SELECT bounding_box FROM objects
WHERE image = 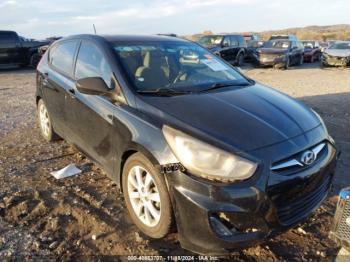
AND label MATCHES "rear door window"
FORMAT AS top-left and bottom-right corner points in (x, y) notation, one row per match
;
(49, 41), (78, 77)
(75, 41), (113, 88)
